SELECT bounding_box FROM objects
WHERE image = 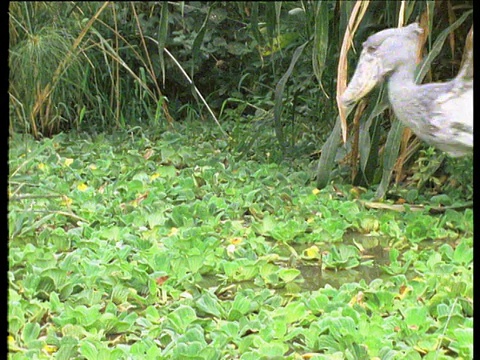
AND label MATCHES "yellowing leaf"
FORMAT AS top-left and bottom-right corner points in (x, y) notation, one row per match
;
(312, 188), (320, 195)
(259, 32), (299, 56)
(89, 164), (97, 170)
(143, 148), (154, 159)
(98, 183), (106, 194)
(64, 158), (74, 166)
(77, 183), (88, 191)
(42, 344), (58, 354)
(8, 336), (22, 352)
(62, 196), (73, 207)
(131, 192), (148, 207)
(396, 285), (412, 299)
(302, 354), (324, 359)
(413, 345), (427, 354)
(302, 245), (320, 260)
(168, 227), (178, 236)
(349, 291), (365, 307)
